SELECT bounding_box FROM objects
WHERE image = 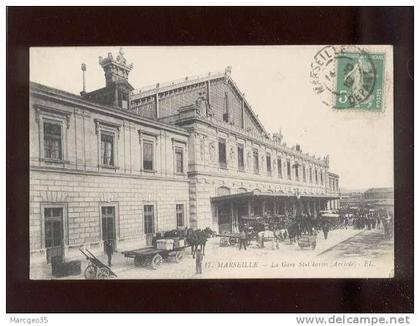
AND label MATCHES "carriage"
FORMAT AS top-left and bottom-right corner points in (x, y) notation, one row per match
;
(122, 245), (189, 270)
(217, 232), (241, 246)
(297, 233), (317, 249)
(80, 248), (117, 280)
